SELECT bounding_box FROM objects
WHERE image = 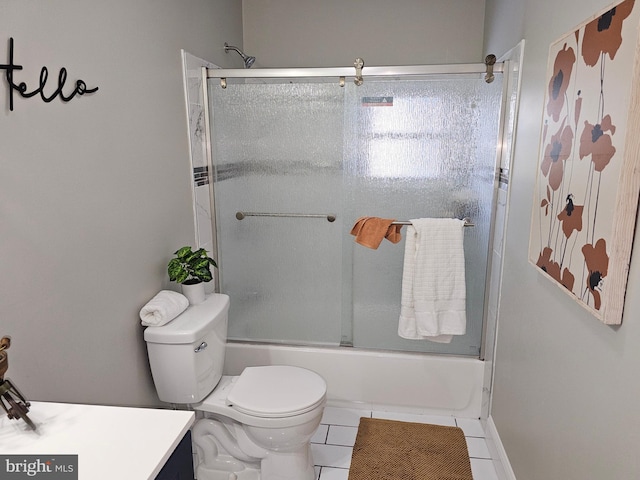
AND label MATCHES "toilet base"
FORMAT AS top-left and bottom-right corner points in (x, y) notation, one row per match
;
(197, 464), (259, 480)
(260, 446), (316, 480)
(196, 456), (314, 480)
(193, 416), (318, 480)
